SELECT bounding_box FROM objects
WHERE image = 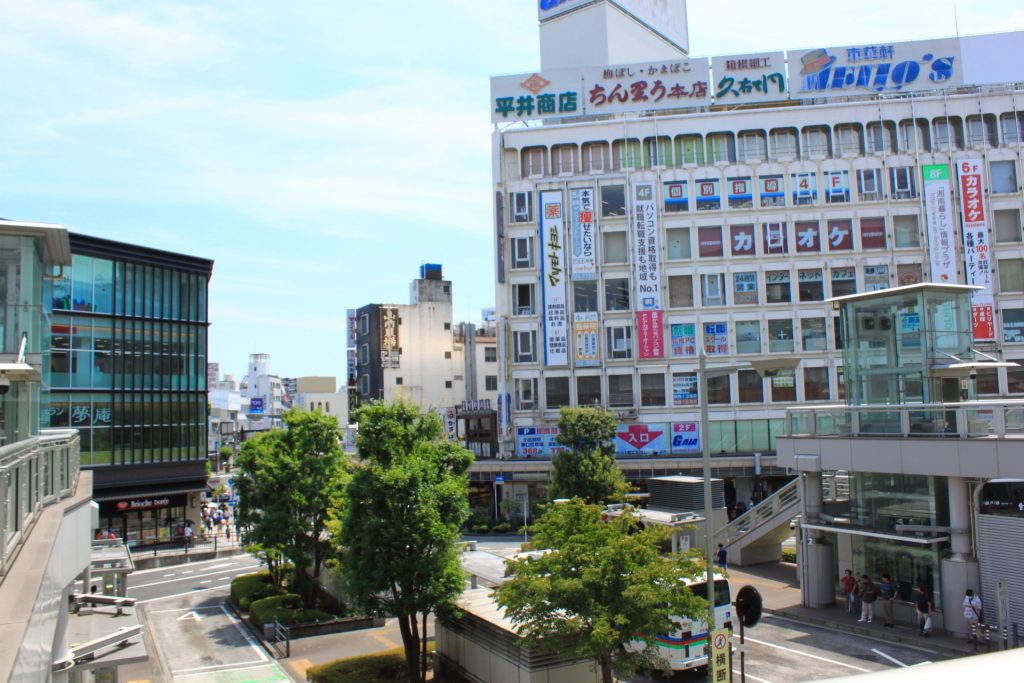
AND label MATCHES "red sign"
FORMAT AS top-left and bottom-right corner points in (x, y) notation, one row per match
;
(637, 310), (664, 359)
(698, 226), (724, 257)
(827, 219), (854, 251)
(730, 225), (755, 255)
(860, 217), (886, 250)
(618, 424), (664, 447)
(794, 221), (820, 253)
